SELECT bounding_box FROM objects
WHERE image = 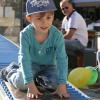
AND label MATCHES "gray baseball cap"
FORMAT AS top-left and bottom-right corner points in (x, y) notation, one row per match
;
(26, 0), (57, 16)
